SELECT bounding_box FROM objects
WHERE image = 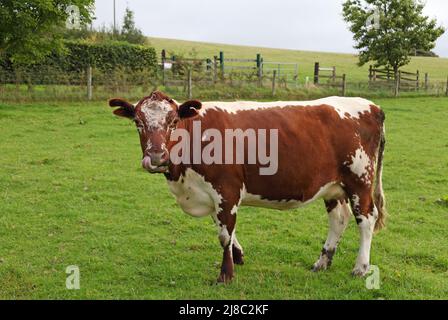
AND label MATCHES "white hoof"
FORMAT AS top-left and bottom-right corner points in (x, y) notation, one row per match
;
(352, 263), (369, 277)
